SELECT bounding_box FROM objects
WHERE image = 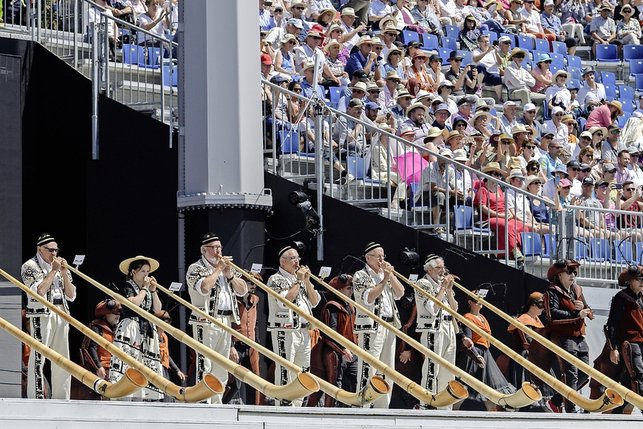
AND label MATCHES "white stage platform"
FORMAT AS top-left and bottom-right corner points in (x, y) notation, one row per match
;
(0, 399), (641, 429)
